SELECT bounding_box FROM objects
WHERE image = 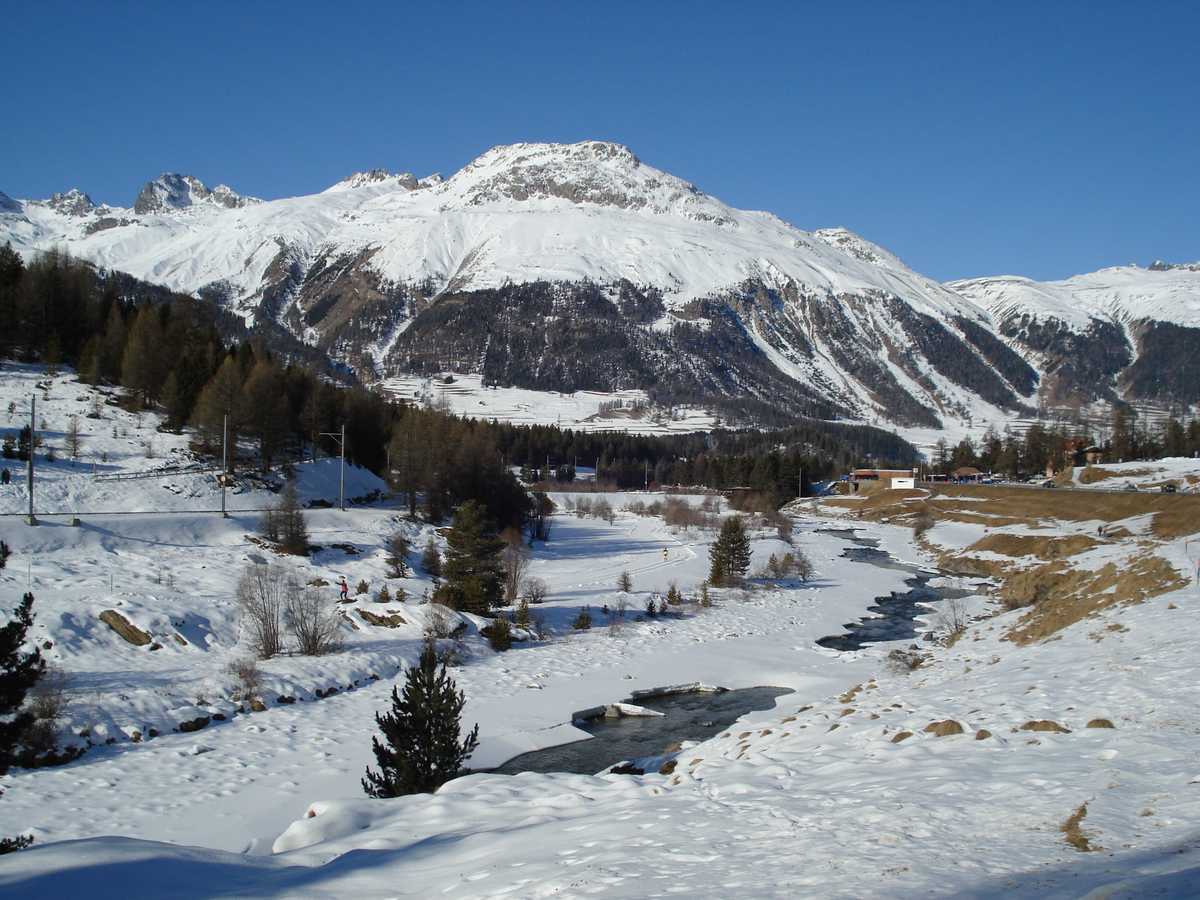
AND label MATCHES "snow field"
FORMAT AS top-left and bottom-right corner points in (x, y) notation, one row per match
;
(2, 364), (1200, 896)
